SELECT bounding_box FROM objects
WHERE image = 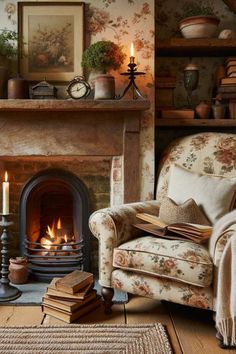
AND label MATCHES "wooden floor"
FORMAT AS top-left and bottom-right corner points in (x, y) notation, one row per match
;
(0, 296), (235, 354)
